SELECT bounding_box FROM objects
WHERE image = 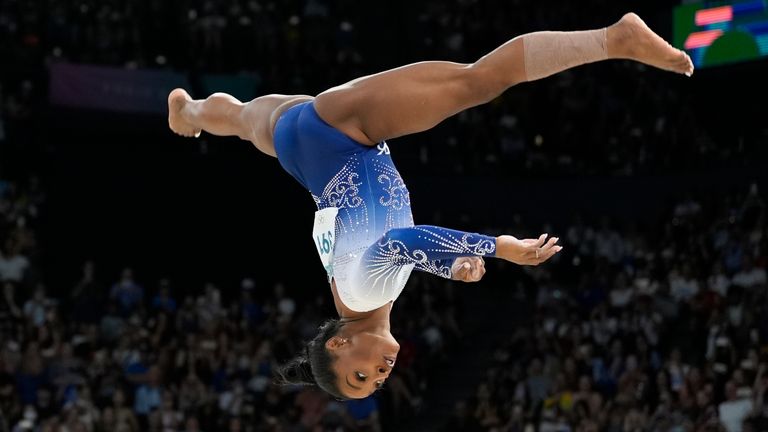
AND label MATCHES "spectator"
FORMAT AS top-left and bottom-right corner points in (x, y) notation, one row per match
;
(106, 389), (140, 432)
(69, 261), (104, 324)
(346, 396), (382, 432)
(0, 281), (22, 337)
(109, 268), (144, 316)
(719, 381), (753, 432)
(149, 390), (183, 432)
(151, 278), (177, 314)
(732, 256), (767, 292)
(22, 285), (50, 328)
(133, 366), (162, 419)
(0, 241), (29, 284)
